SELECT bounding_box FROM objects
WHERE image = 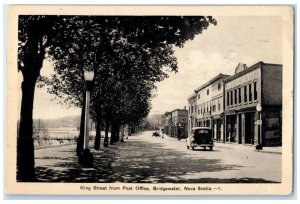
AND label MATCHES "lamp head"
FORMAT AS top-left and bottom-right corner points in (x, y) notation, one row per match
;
(256, 104), (262, 112)
(84, 70), (95, 82)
